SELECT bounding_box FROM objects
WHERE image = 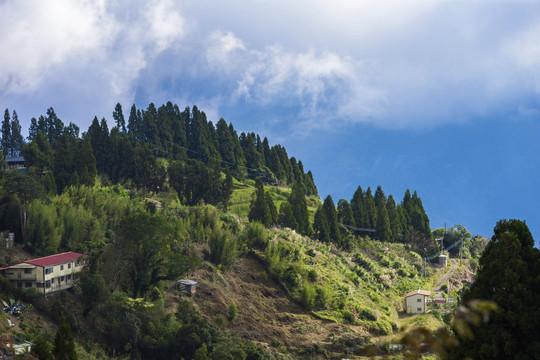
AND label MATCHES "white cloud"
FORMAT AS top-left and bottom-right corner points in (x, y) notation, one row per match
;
(0, 0), (116, 93)
(206, 32), (384, 129)
(0, 0), (186, 104)
(206, 31), (246, 72)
